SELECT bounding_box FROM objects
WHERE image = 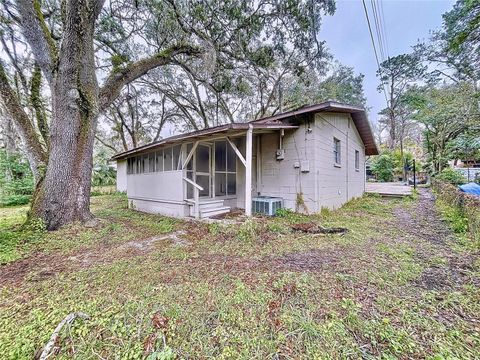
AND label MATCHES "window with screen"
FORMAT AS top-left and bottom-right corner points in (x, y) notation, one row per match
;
(333, 138), (341, 165)
(215, 140), (237, 196)
(355, 150), (360, 170)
